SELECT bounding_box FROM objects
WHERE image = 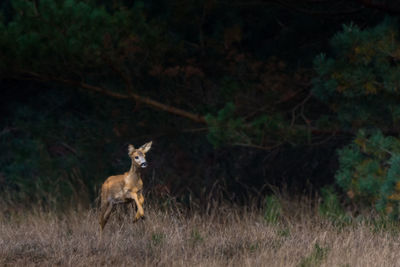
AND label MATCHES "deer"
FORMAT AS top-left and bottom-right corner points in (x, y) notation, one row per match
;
(99, 141), (152, 231)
